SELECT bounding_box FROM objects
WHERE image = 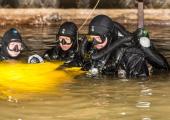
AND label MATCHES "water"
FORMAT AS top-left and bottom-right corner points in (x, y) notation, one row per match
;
(0, 25), (170, 120)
